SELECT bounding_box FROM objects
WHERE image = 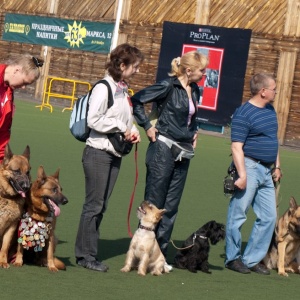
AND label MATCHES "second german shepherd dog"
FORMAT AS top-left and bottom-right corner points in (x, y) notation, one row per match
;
(263, 197), (300, 276)
(14, 166), (68, 272)
(0, 144), (30, 269)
